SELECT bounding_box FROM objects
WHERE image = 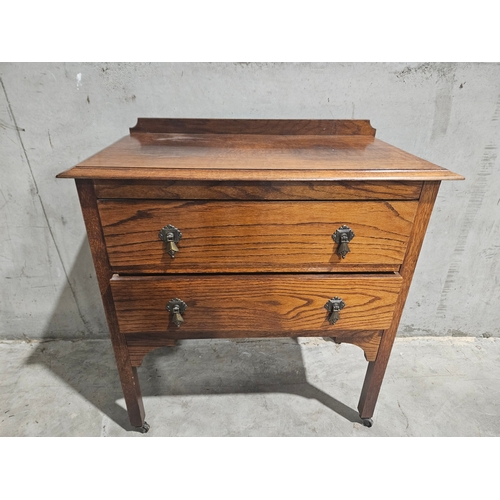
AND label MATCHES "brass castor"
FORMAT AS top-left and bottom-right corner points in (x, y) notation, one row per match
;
(137, 421), (150, 433)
